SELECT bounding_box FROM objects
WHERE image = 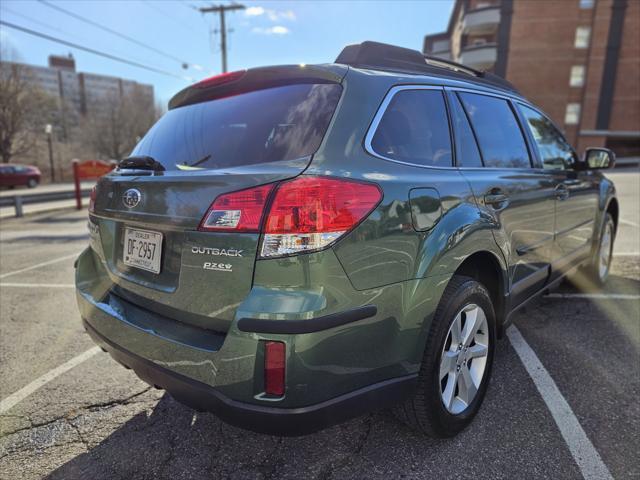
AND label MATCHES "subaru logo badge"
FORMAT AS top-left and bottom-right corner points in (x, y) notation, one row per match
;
(122, 188), (141, 208)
